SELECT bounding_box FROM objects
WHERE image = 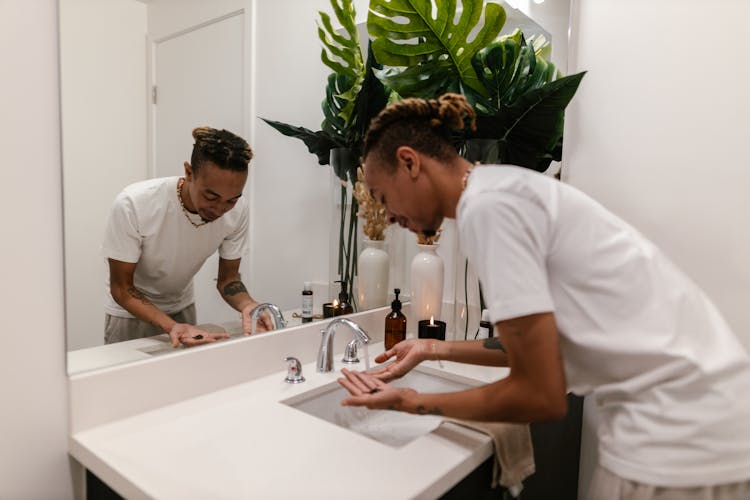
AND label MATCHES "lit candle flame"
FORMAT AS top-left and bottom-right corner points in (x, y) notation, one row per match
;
(430, 316), (435, 326)
(333, 299), (339, 308)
